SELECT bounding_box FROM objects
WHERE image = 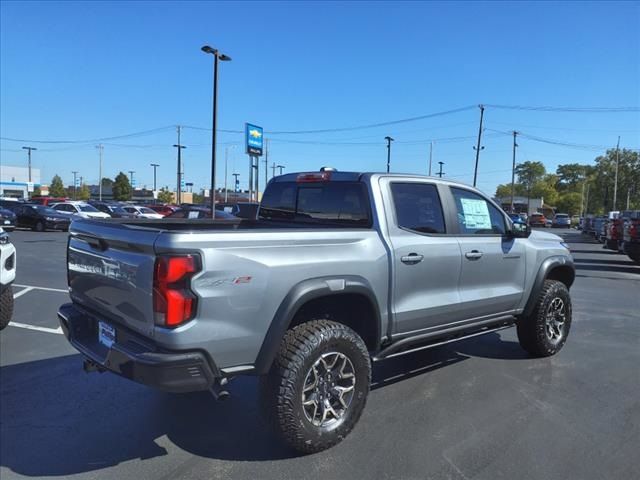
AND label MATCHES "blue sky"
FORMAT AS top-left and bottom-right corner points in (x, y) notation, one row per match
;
(1, 0), (638, 194)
